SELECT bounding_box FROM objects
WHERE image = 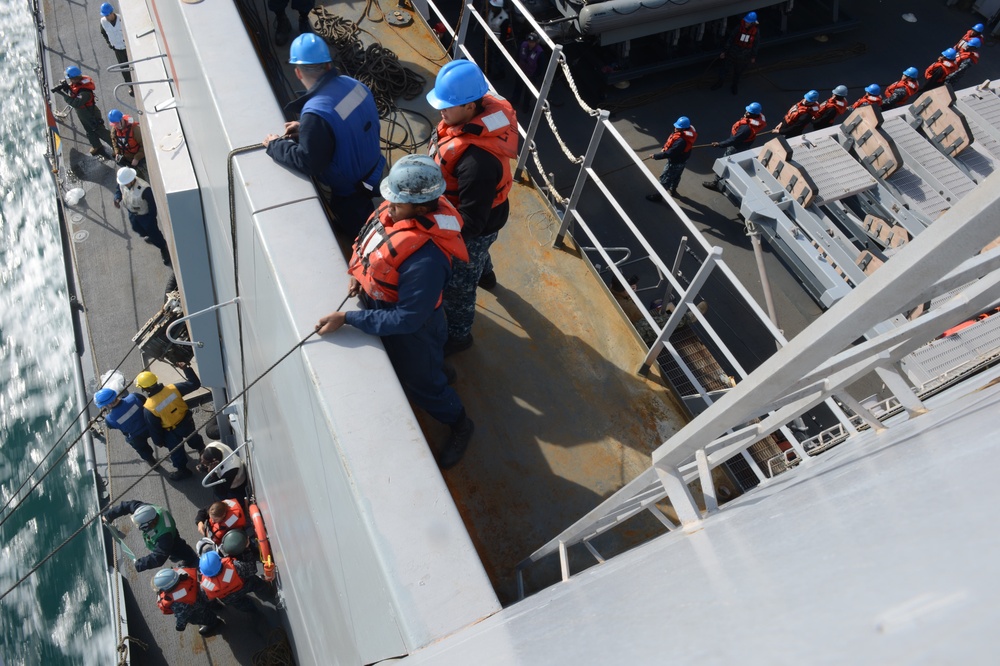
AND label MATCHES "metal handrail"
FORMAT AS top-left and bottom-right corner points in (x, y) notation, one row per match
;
(166, 297), (240, 348)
